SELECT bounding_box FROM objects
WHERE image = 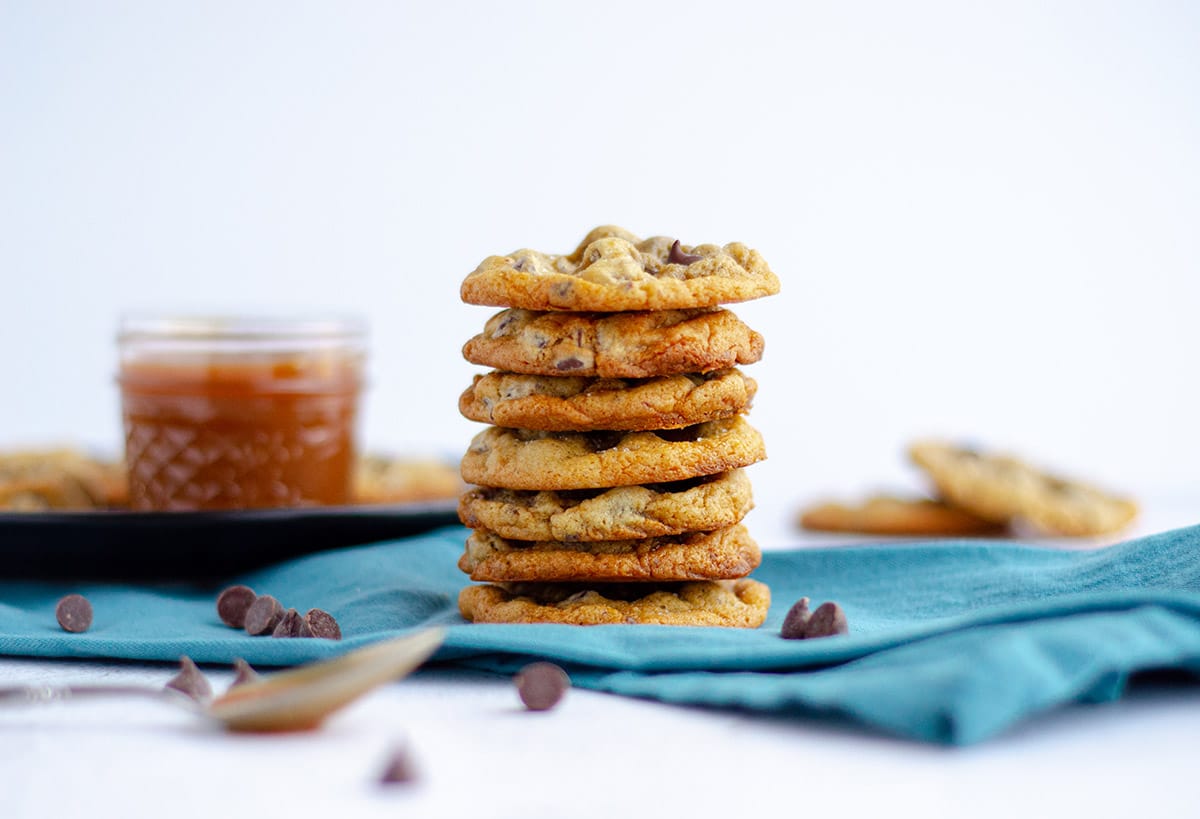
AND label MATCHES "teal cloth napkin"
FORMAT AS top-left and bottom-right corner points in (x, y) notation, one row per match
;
(2, 524), (1199, 745)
